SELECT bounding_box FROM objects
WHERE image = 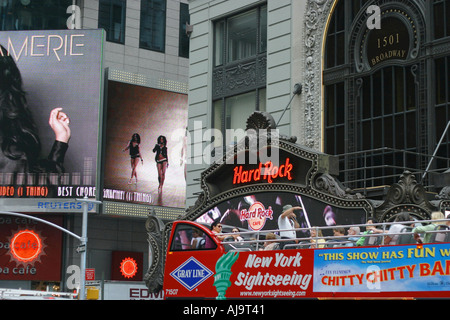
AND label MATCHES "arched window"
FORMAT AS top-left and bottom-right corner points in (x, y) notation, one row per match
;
(323, 0), (450, 193)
